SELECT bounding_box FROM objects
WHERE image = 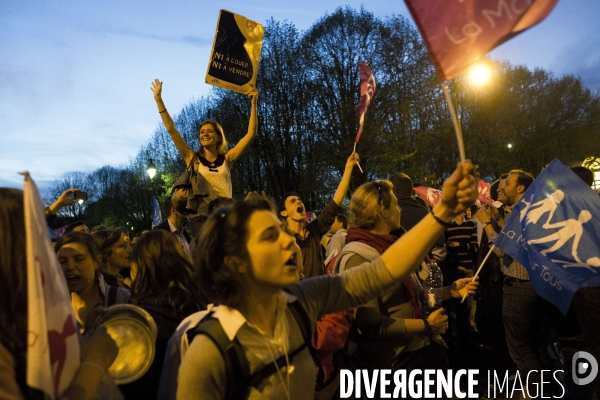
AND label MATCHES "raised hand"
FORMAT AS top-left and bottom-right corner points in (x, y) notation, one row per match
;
(345, 151), (360, 170)
(151, 79), (163, 99)
(247, 87), (259, 105)
(439, 161), (478, 219)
